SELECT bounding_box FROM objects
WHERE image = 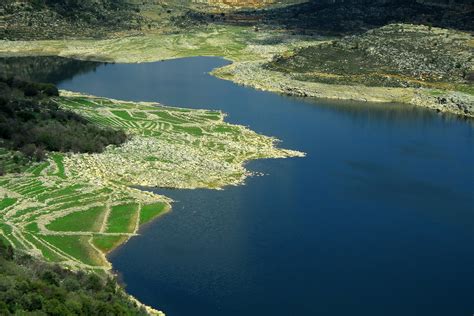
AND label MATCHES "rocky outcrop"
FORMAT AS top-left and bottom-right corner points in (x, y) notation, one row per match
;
(214, 60), (474, 117)
(411, 90), (474, 116)
(266, 24), (473, 90)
